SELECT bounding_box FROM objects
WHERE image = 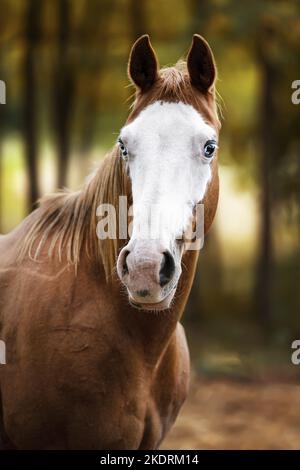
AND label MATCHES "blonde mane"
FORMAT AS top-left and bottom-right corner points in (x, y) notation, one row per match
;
(19, 148), (129, 280)
(19, 62), (220, 281)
